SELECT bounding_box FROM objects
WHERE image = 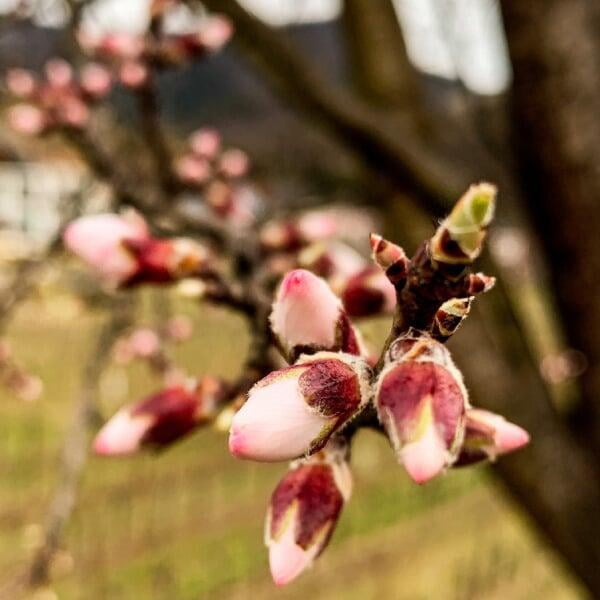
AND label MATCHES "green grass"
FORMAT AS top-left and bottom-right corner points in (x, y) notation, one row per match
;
(0, 288), (584, 599)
